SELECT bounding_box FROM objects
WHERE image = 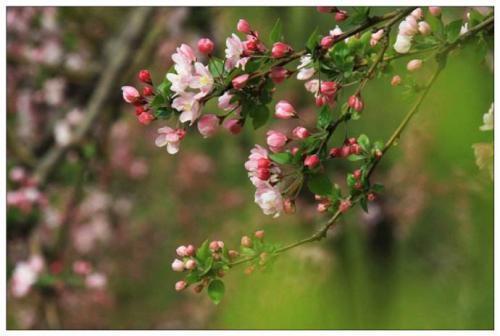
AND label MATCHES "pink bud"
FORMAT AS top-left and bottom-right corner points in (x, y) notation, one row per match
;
(255, 230), (265, 240)
(304, 154), (320, 169)
(143, 86), (154, 96)
(274, 100), (296, 119)
(266, 130), (288, 153)
(257, 167), (270, 180)
(241, 235), (253, 248)
(340, 145), (351, 157)
(185, 245), (196, 256)
(428, 6), (441, 16)
(257, 158), (271, 169)
(9, 167), (26, 183)
(372, 29), (384, 41)
(320, 35), (334, 49)
(176, 245), (187, 257)
(348, 95), (364, 112)
(411, 8), (423, 20)
(407, 59), (423, 72)
(391, 75), (401, 86)
(418, 21), (431, 35)
(175, 280), (187, 292)
(209, 240), (221, 252)
(73, 260), (92, 275)
(138, 69), (152, 84)
(317, 6), (333, 13)
(330, 147), (340, 157)
(121, 86), (140, 104)
(350, 143), (361, 155)
(353, 169), (362, 179)
(320, 81), (338, 97)
(232, 74), (250, 90)
(171, 259), (185, 272)
(237, 19), (252, 34)
(270, 66), (288, 84)
(223, 118), (242, 134)
(137, 111), (155, 125)
(197, 38), (214, 54)
(283, 199), (296, 214)
(292, 126), (310, 139)
(317, 202), (330, 213)
(228, 250), (239, 258)
(335, 10), (348, 22)
(347, 137), (357, 145)
(185, 259), (197, 270)
(271, 42), (292, 59)
(197, 114), (219, 138)
(291, 146), (299, 155)
(339, 199), (351, 213)
(367, 193), (376, 201)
